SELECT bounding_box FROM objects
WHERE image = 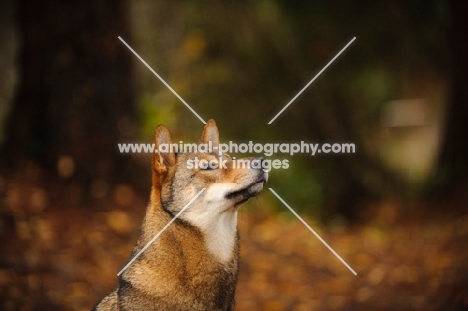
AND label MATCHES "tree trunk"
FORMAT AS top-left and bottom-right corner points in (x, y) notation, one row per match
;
(433, 0), (468, 198)
(1, 0), (138, 196)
